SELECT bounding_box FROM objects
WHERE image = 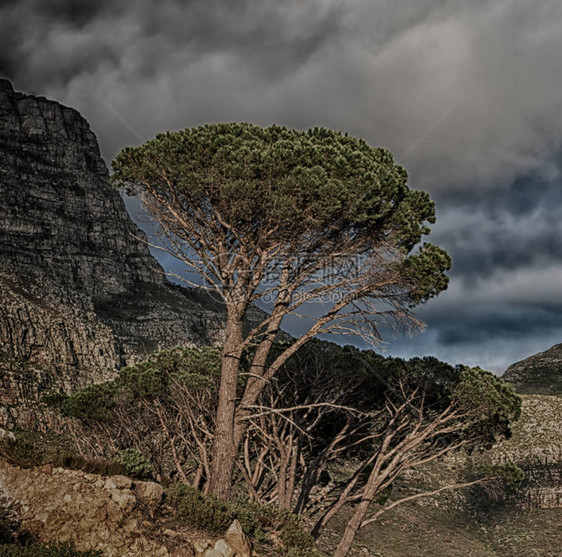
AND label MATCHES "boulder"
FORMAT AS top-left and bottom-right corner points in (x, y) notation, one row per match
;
(214, 539), (235, 556)
(134, 480), (164, 503)
(225, 520), (252, 557)
(194, 540), (211, 555)
(111, 475), (133, 489)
